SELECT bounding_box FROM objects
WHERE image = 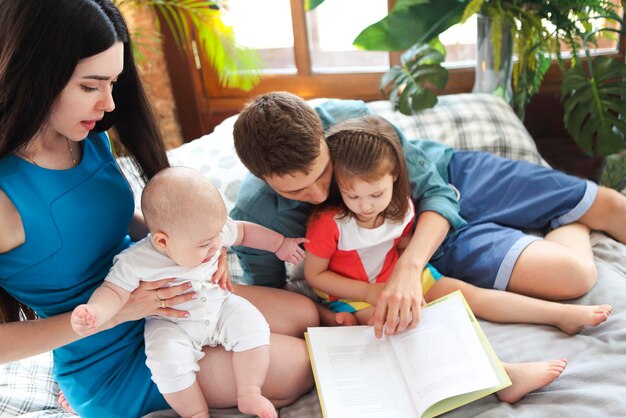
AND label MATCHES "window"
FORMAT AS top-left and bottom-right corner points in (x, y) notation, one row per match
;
(305, 0), (389, 73)
(162, 0), (624, 139)
(226, 0), (297, 73)
(228, 0), (389, 74)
